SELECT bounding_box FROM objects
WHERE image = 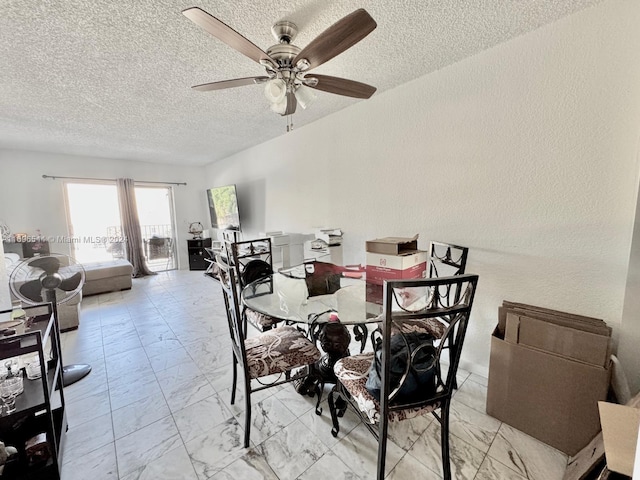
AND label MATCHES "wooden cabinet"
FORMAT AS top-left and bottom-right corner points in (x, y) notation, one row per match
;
(187, 238), (212, 271)
(0, 304), (66, 480)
